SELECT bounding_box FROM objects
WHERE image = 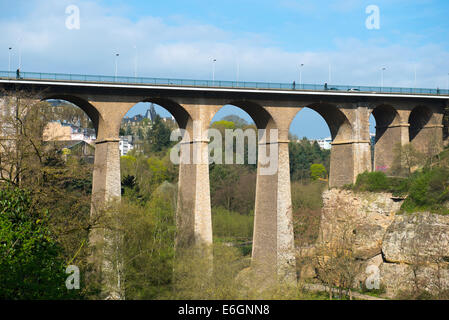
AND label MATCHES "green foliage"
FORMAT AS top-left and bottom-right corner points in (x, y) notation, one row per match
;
(219, 115), (249, 128)
(147, 157), (169, 186)
(354, 171), (390, 192)
(147, 115), (172, 153)
(291, 181), (325, 210)
(289, 137), (330, 182)
(120, 155), (137, 184)
(211, 120), (236, 130)
(291, 181), (326, 246)
(353, 166), (449, 214)
(0, 186), (80, 299)
(401, 167), (449, 214)
(212, 207), (253, 241)
(168, 243), (326, 300)
(114, 192), (176, 299)
(209, 164), (256, 215)
(310, 163), (327, 180)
